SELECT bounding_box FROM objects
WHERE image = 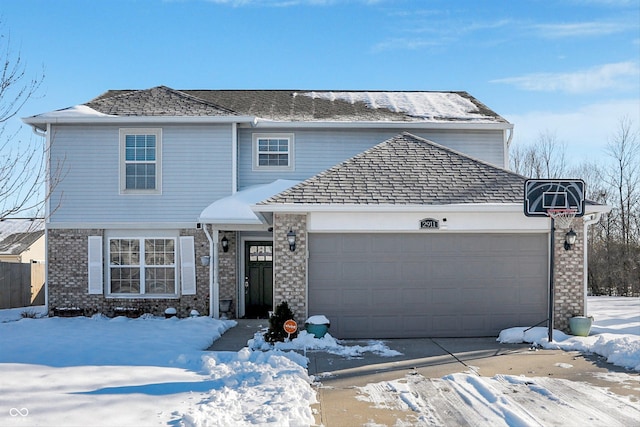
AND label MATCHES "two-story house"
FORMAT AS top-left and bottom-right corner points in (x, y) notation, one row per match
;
(24, 86), (608, 338)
